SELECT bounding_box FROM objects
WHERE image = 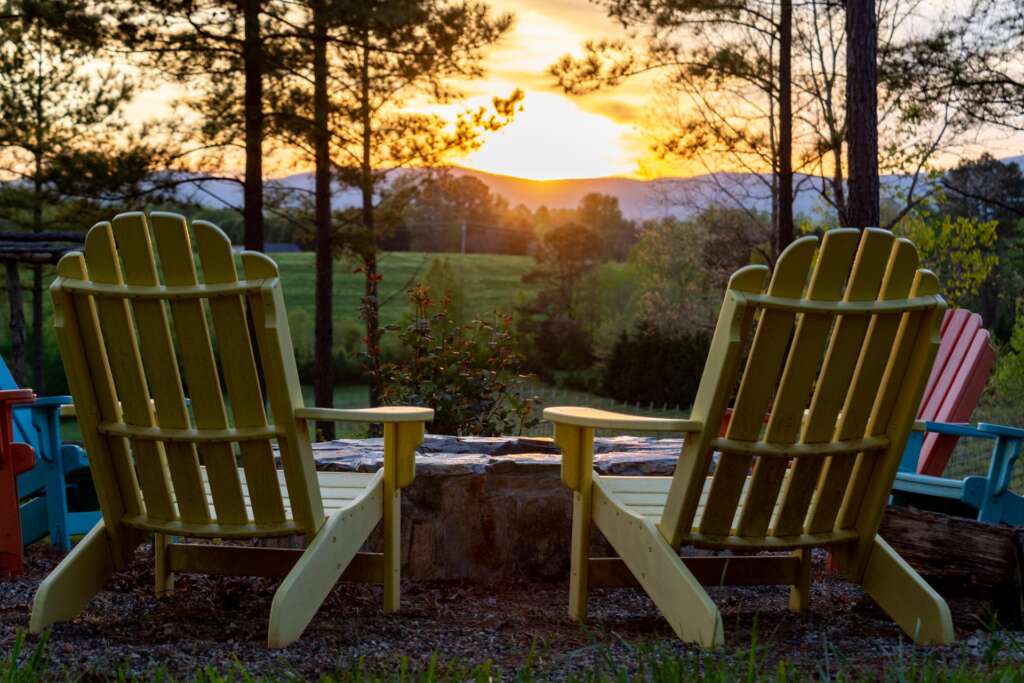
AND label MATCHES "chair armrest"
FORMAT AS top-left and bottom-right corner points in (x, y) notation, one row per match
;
(294, 406), (434, 423)
(0, 389), (36, 407)
(24, 395), (72, 408)
(543, 406), (701, 433)
(978, 422), (1024, 439)
(295, 406), (432, 489)
(920, 421), (993, 439)
(545, 406), (700, 491)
